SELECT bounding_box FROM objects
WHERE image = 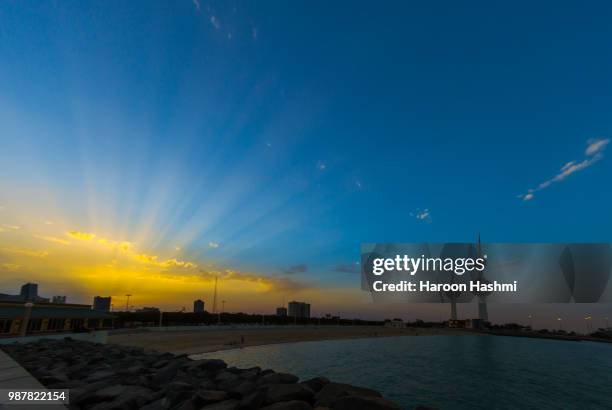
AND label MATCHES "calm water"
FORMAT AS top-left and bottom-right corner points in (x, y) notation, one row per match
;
(193, 335), (612, 410)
